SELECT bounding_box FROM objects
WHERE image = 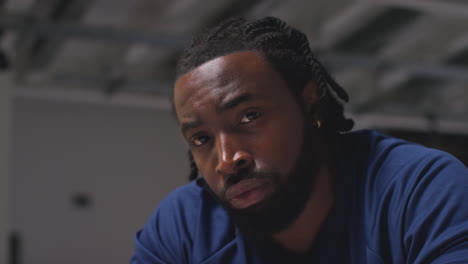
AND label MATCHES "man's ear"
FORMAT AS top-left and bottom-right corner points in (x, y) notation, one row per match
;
(300, 80), (320, 113)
